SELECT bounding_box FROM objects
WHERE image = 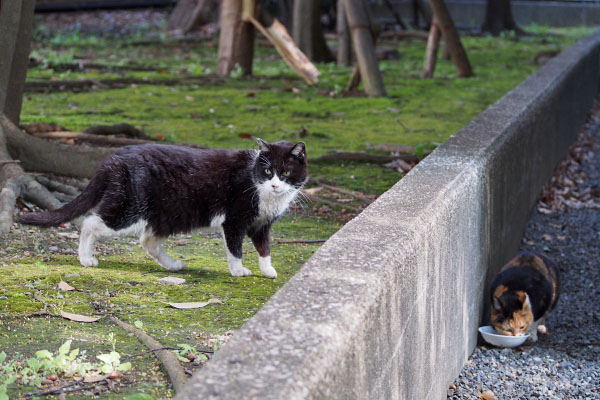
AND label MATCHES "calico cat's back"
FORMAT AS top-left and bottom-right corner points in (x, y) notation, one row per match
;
(490, 251), (560, 337)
